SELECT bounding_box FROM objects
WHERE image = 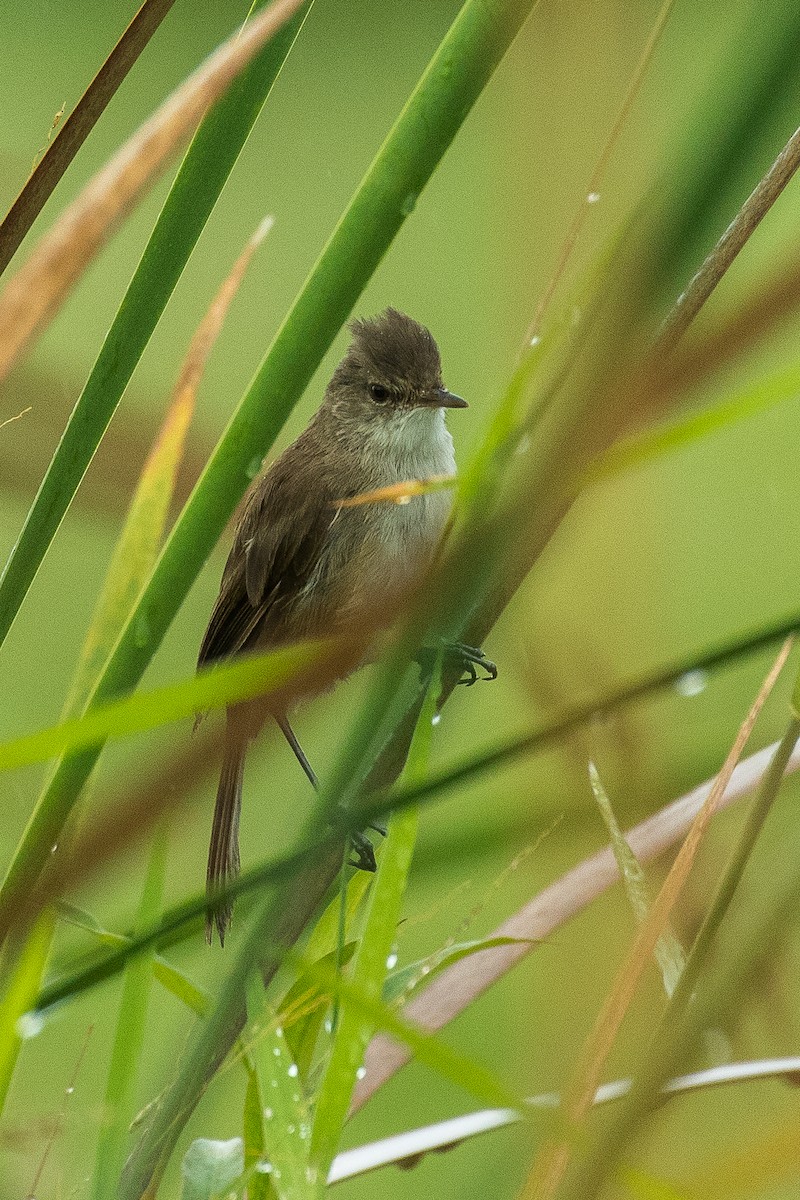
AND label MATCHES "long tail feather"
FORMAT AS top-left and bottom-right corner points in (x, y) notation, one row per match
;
(206, 725), (245, 945)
